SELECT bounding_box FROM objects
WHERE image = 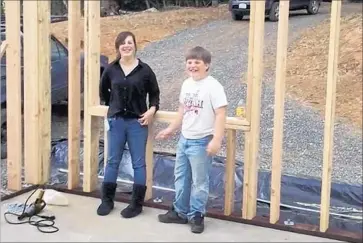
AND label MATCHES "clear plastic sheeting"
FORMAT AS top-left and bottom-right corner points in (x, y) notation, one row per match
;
(50, 139), (363, 234)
